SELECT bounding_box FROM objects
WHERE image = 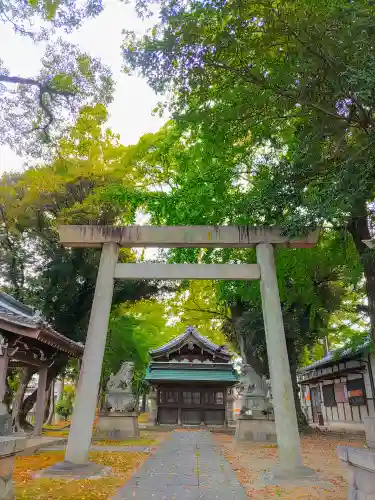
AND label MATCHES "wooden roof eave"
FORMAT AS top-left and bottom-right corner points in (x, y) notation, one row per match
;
(9, 353), (50, 368)
(0, 317), (39, 338)
(151, 336), (232, 362)
(150, 326), (233, 358)
(37, 330), (83, 358)
(152, 343), (231, 362)
(298, 365), (367, 384)
(0, 317), (83, 358)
